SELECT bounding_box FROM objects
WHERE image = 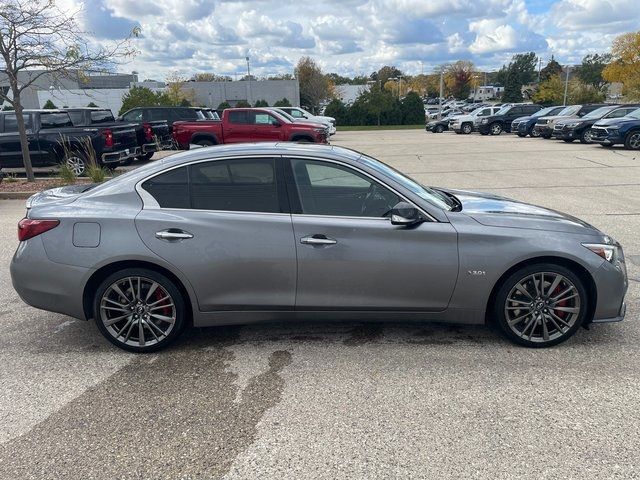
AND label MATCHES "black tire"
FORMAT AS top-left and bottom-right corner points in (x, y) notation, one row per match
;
(624, 130), (640, 150)
(493, 263), (588, 348)
(138, 152), (154, 161)
(530, 127), (540, 138)
(93, 268), (187, 353)
(120, 157), (134, 167)
(489, 122), (502, 135)
(517, 132), (526, 138)
(195, 139), (215, 147)
(434, 125), (444, 133)
(579, 129), (593, 144)
(461, 123), (473, 134)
